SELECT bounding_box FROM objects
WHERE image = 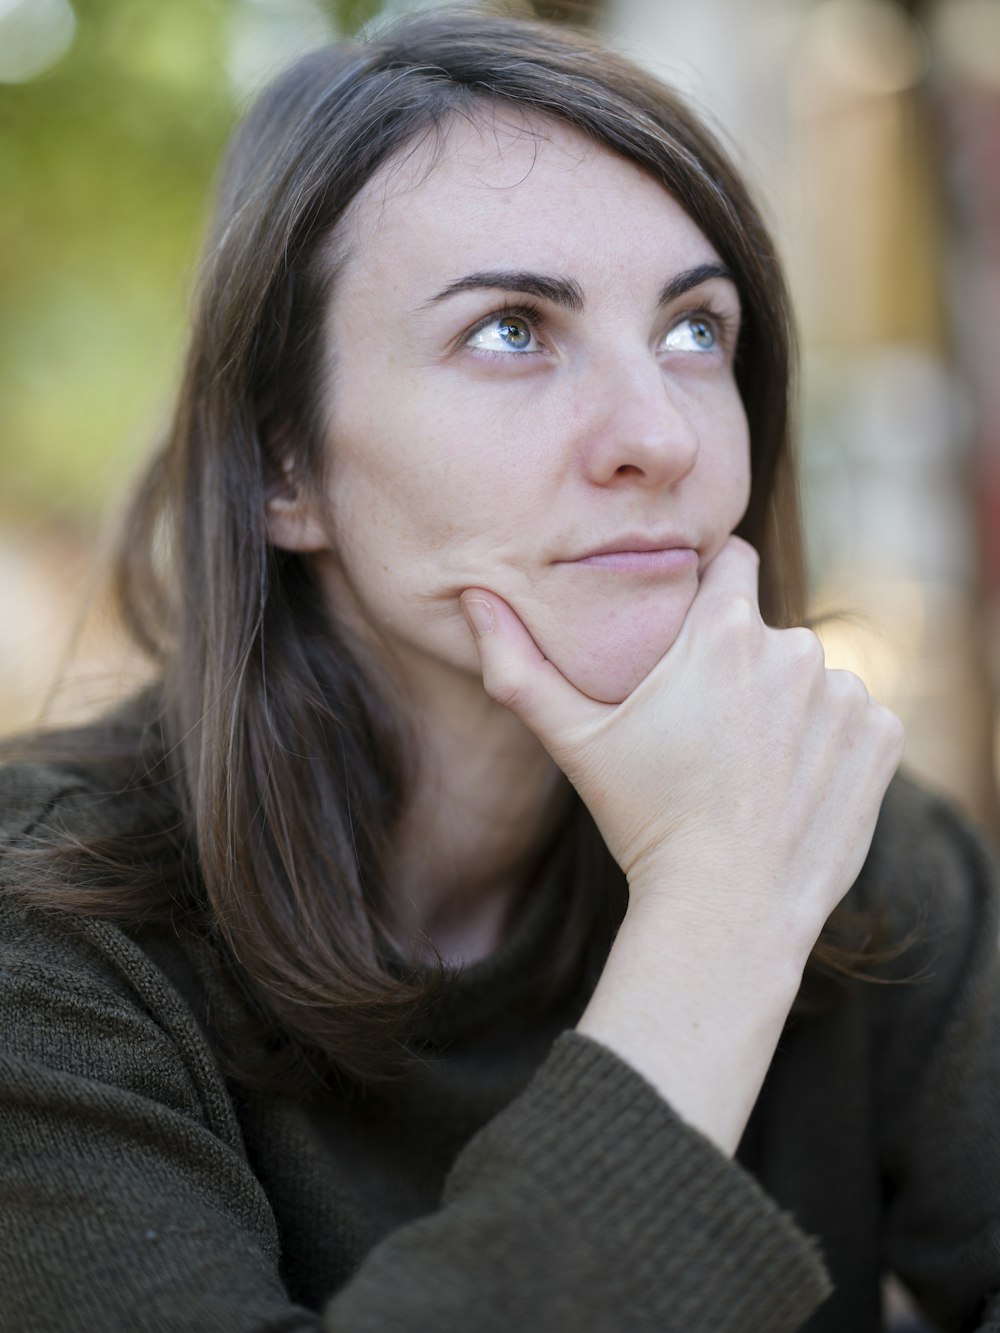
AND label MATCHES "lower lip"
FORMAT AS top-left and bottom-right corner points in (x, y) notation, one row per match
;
(569, 547), (698, 574)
